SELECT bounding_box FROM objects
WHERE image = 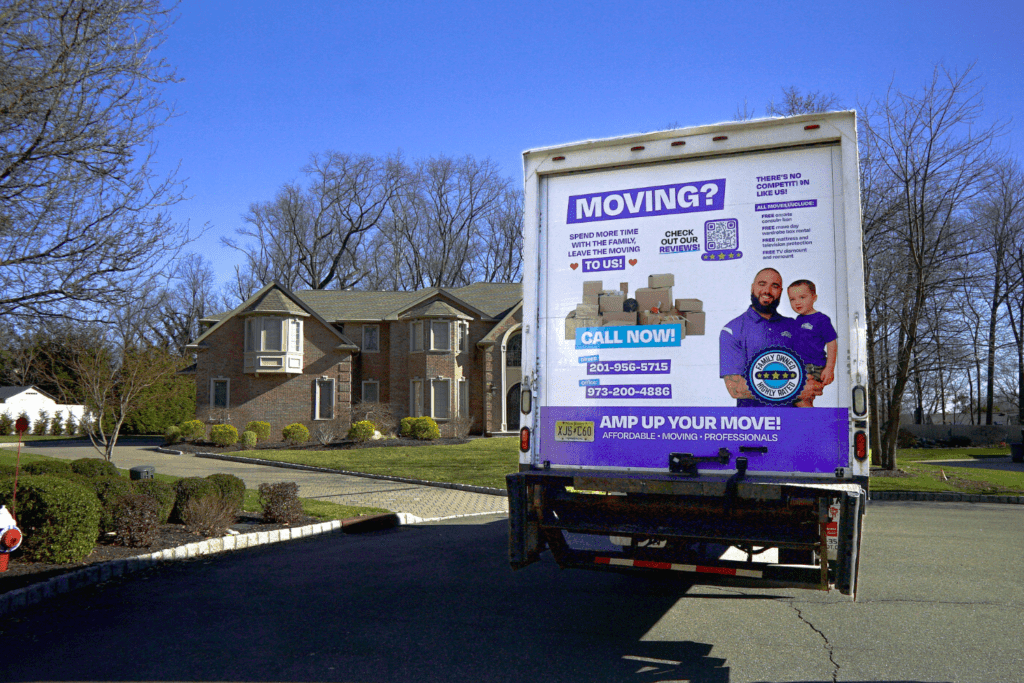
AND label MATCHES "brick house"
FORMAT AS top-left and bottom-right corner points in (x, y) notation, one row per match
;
(186, 281), (523, 438)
